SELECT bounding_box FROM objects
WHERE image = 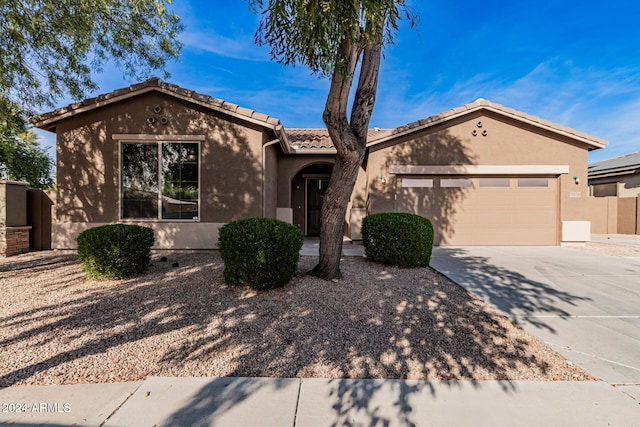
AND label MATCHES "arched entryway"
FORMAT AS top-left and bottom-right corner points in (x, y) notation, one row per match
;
(291, 164), (333, 236)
